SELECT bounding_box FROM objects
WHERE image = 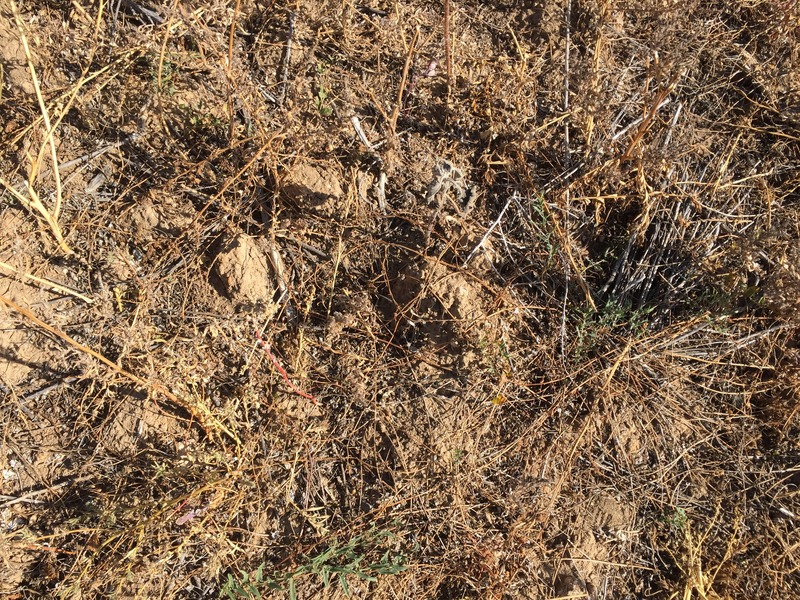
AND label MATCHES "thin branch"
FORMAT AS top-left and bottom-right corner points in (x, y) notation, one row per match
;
(389, 27), (419, 139)
(0, 260), (93, 304)
(0, 293), (169, 398)
(463, 192), (515, 268)
(0, 475), (94, 509)
(279, 11), (296, 106)
(444, 0), (452, 97)
(12, 0), (63, 222)
(561, 0), (572, 369)
(227, 0), (242, 141)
